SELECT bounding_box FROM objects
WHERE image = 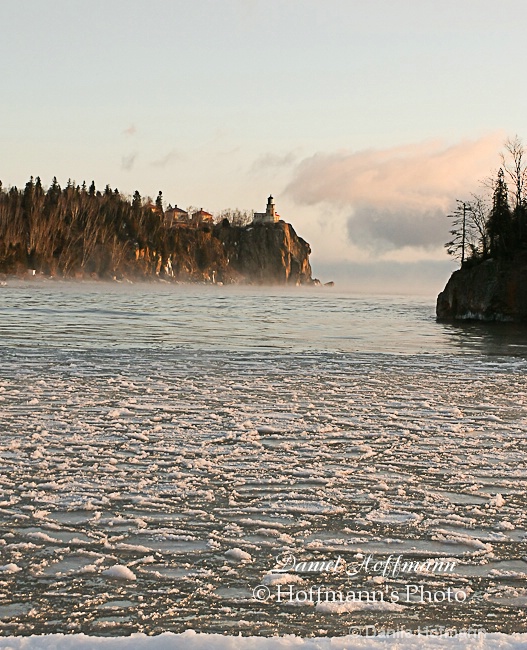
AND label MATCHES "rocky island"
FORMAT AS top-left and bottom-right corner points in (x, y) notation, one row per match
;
(436, 255), (527, 322)
(0, 178), (314, 285)
(437, 137), (527, 323)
